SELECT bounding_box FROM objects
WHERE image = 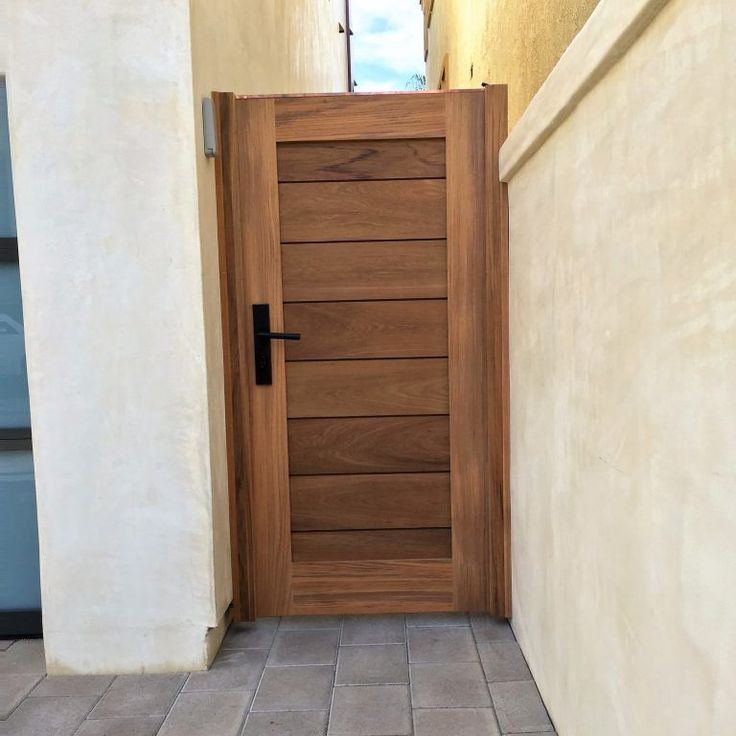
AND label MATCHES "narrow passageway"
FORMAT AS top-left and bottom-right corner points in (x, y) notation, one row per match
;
(0, 613), (554, 735)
